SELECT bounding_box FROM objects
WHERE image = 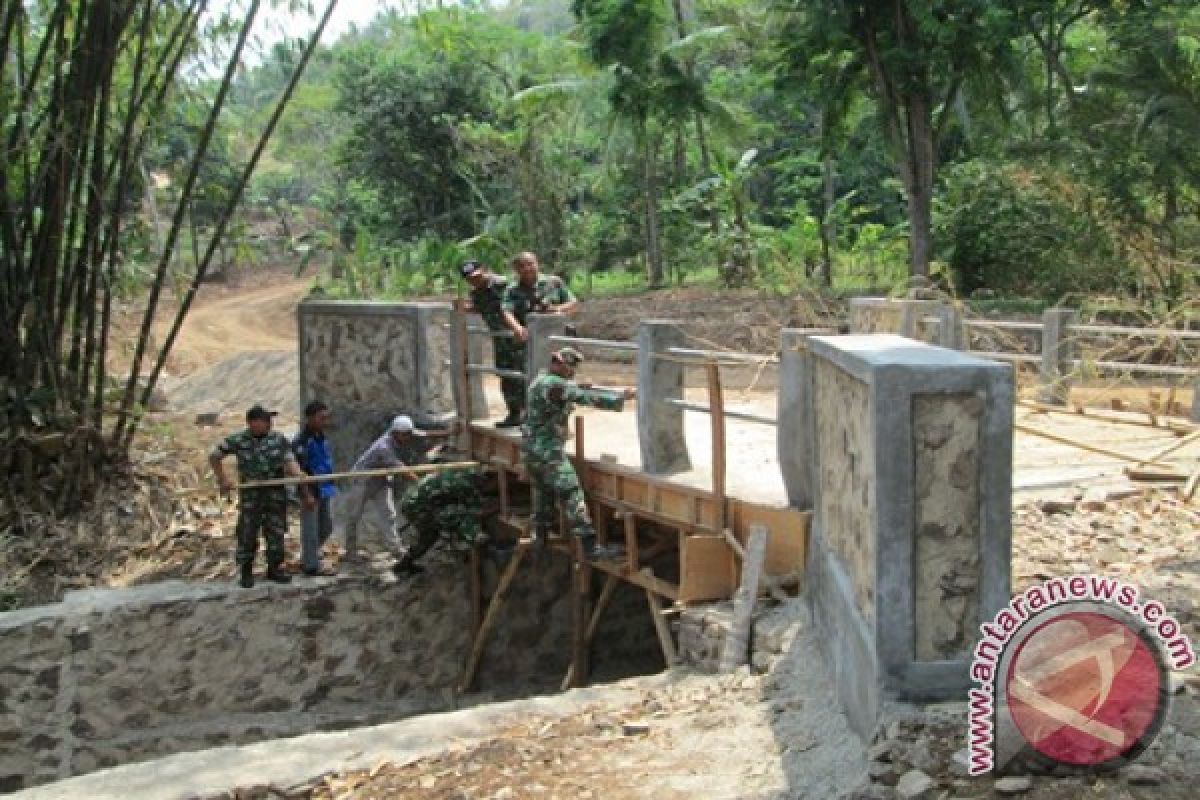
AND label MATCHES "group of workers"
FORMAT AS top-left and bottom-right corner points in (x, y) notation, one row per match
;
(209, 252), (633, 587)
